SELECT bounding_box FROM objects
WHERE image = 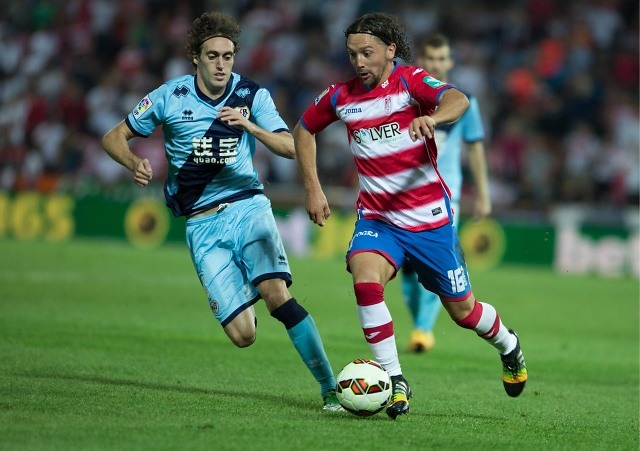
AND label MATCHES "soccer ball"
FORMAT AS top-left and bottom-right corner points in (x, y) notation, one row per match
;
(335, 358), (392, 417)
